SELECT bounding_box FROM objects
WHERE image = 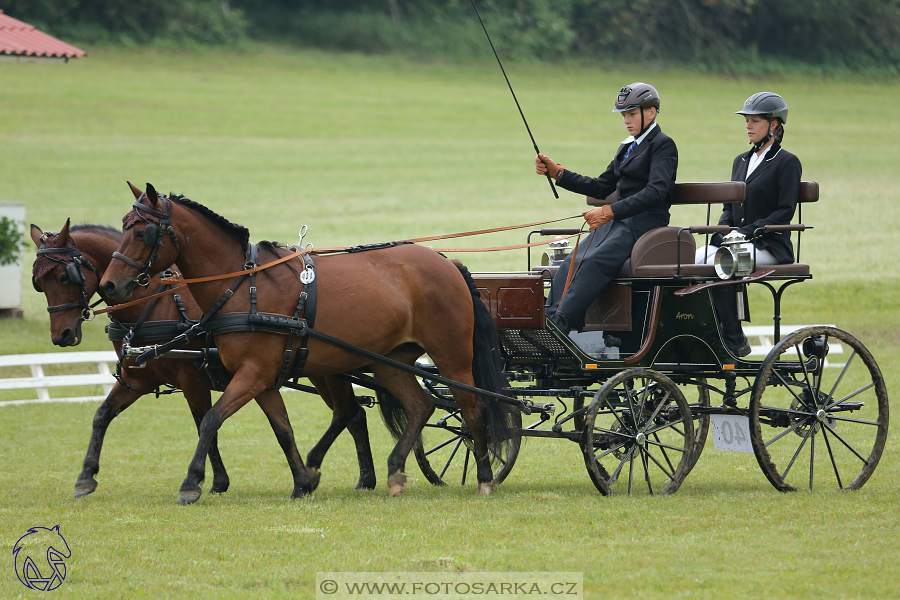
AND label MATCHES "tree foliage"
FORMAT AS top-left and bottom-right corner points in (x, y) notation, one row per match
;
(2, 0), (246, 45)
(2, 0), (898, 69)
